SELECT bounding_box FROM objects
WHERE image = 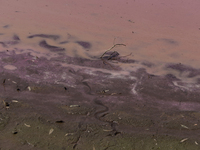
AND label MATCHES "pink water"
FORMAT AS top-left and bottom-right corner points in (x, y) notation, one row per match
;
(1, 0), (200, 82)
